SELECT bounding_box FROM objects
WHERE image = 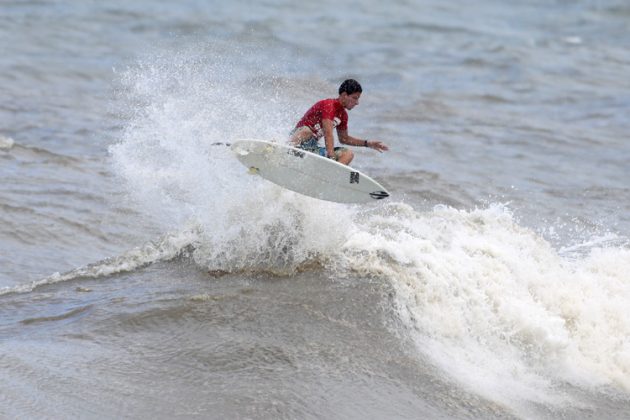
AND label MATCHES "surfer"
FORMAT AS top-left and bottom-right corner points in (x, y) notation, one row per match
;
(290, 79), (389, 165)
